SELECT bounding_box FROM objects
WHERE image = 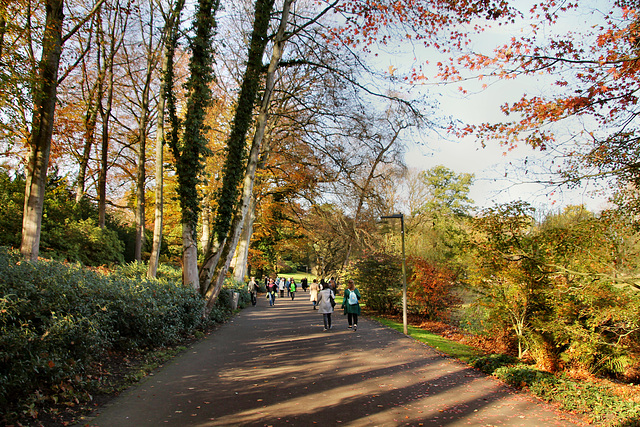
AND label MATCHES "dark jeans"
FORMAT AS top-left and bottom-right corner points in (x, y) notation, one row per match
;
(250, 292), (256, 306)
(323, 313), (332, 329)
(348, 313), (358, 326)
